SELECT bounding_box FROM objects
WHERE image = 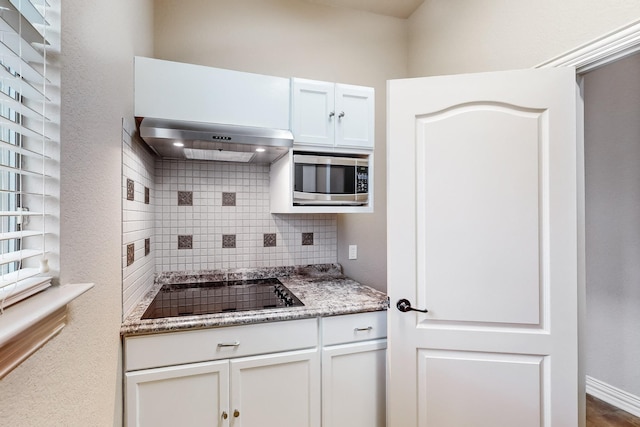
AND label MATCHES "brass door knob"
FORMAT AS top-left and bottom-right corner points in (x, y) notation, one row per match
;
(222, 411), (228, 419)
(234, 409), (240, 417)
